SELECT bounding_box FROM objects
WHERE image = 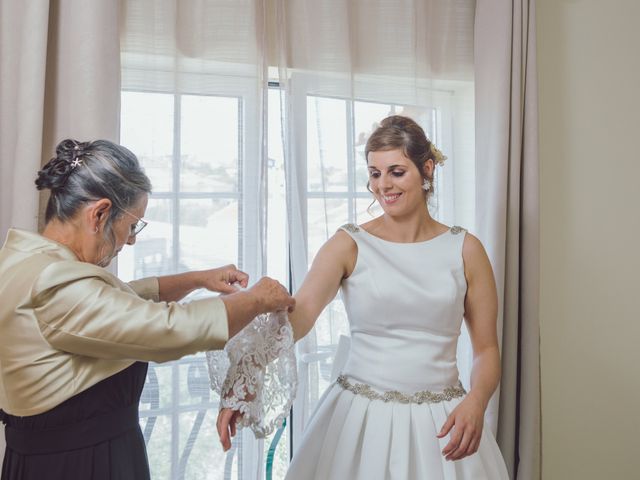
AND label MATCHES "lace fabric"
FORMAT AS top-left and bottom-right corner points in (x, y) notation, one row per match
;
(206, 310), (297, 438)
